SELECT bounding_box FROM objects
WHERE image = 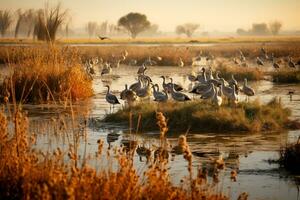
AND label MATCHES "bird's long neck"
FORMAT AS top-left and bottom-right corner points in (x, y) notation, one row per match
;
(106, 86), (110, 94)
(162, 76), (166, 84)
